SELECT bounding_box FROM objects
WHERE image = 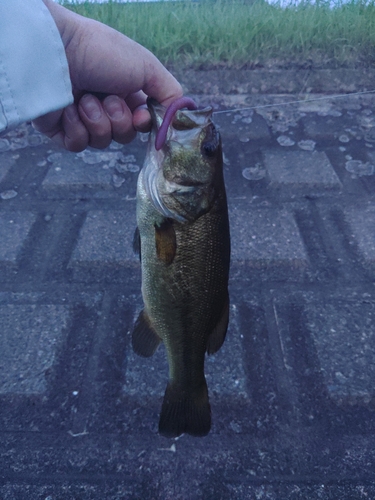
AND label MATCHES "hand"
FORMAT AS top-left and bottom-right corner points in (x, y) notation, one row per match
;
(32, 0), (183, 152)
